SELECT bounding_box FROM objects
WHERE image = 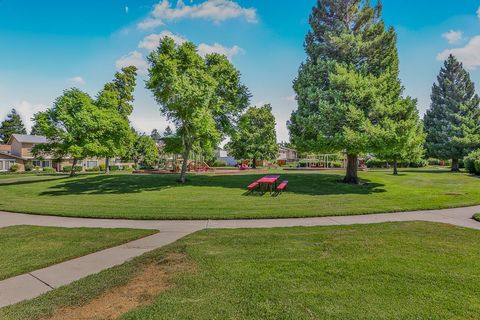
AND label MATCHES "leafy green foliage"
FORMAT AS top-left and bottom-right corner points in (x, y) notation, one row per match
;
(464, 149), (480, 174)
(424, 55), (480, 171)
(226, 104), (278, 166)
(0, 108), (27, 143)
(146, 37), (250, 183)
(125, 131), (159, 167)
(288, 0), (417, 182)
